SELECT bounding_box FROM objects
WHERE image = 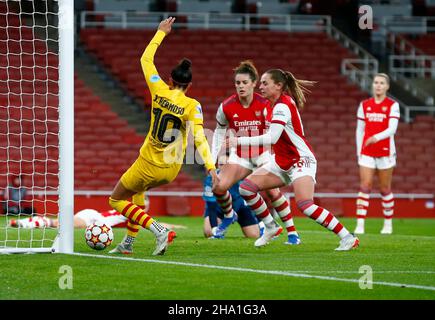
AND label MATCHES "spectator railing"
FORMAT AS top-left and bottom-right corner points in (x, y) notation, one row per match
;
(80, 11), (331, 32)
(328, 25), (374, 60)
(328, 24), (380, 96)
(386, 16), (435, 113)
(388, 33), (435, 78)
(383, 19), (435, 107)
(341, 58), (379, 93)
(388, 55), (435, 79)
(389, 55), (435, 105)
(403, 106), (435, 123)
(382, 16), (435, 35)
(388, 32), (426, 56)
